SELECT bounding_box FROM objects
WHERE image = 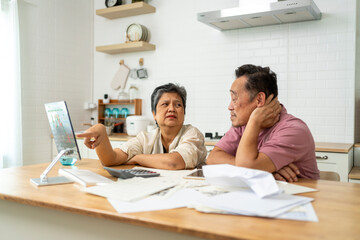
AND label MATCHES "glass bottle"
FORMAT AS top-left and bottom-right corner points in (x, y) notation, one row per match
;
(129, 85), (138, 100)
